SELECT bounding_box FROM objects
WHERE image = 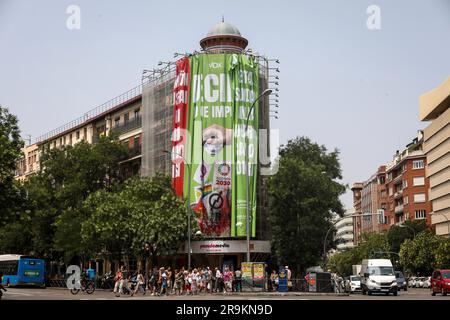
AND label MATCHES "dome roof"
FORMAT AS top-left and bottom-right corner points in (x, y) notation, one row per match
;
(206, 21), (241, 37)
